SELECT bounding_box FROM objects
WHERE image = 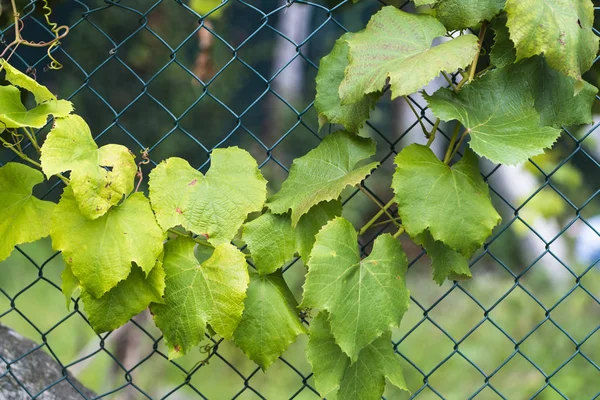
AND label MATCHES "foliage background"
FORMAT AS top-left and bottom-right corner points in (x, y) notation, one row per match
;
(0, 0), (600, 398)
